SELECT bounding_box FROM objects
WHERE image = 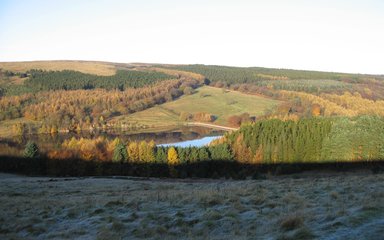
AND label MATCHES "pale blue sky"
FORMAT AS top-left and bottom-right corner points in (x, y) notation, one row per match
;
(0, 0), (383, 74)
